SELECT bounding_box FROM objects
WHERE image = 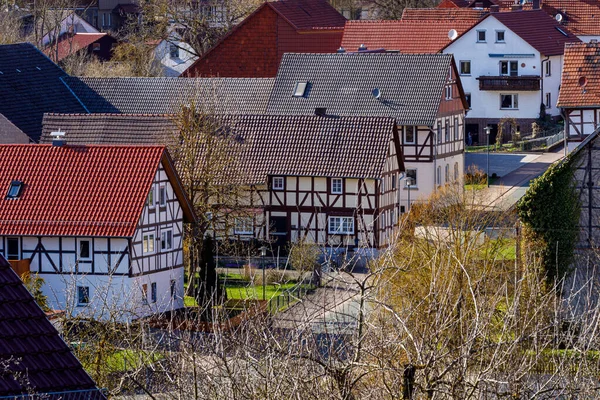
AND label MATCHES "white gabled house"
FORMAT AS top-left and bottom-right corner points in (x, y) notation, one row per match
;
(442, 9), (580, 144)
(0, 143), (196, 320)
